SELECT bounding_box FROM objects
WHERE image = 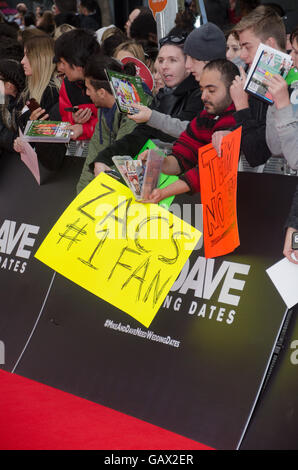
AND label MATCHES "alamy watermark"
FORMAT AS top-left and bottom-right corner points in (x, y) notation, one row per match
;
(93, 200), (204, 251)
